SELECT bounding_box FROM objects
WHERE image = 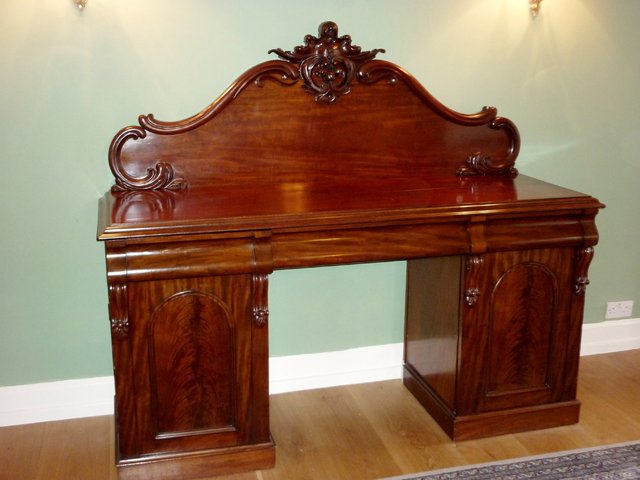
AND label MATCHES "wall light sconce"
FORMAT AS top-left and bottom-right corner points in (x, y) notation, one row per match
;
(73, 0), (88, 10)
(530, 0), (543, 17)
